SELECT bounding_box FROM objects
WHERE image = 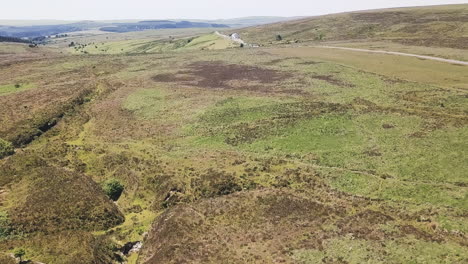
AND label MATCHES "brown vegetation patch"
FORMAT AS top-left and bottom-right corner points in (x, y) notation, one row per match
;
(311, 74), (355, 87)
(139, 188), (450, 264)
(338, 210), (394, 240)
(139, 189), (345, 264)
(152, 61), (293, 91)
(297, 61), (322, 65)
(265, 57), (301, 65)
(9, 166), (124, 234)
(363, 148), (382, 157)
(0, 231), (119, 264)
(151, 73), (192, 82)
(186, 61), (291, 88)
(399, 225), (443, 243)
